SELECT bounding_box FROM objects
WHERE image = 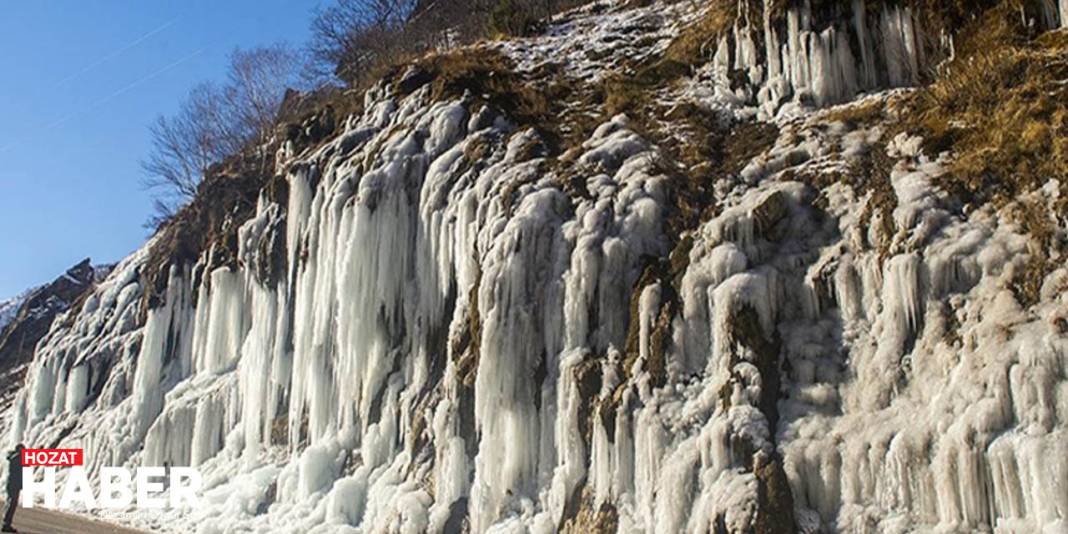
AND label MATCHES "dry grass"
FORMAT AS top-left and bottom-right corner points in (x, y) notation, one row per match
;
(899, 30), (1068, 205)
(1007, 198), (1062, 306)
(275, 86), (366, 152)
(595, 0), (737, 126)
(889, 3), (1068, 305)
(601, 71), (655, 117)
(822, 98), (887, 129)
(399, 47), (599, 152)
(661, 1), (735, 71)
(923, 0), (1048, 59)
(601, 70), (779, 232)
